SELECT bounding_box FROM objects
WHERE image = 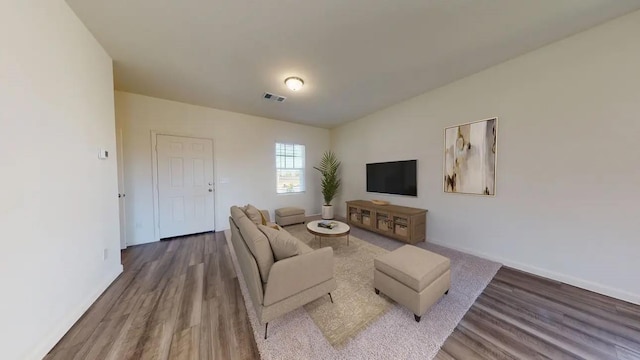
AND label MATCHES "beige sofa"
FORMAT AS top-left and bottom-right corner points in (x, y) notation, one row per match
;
(229, 206), (337, 339)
